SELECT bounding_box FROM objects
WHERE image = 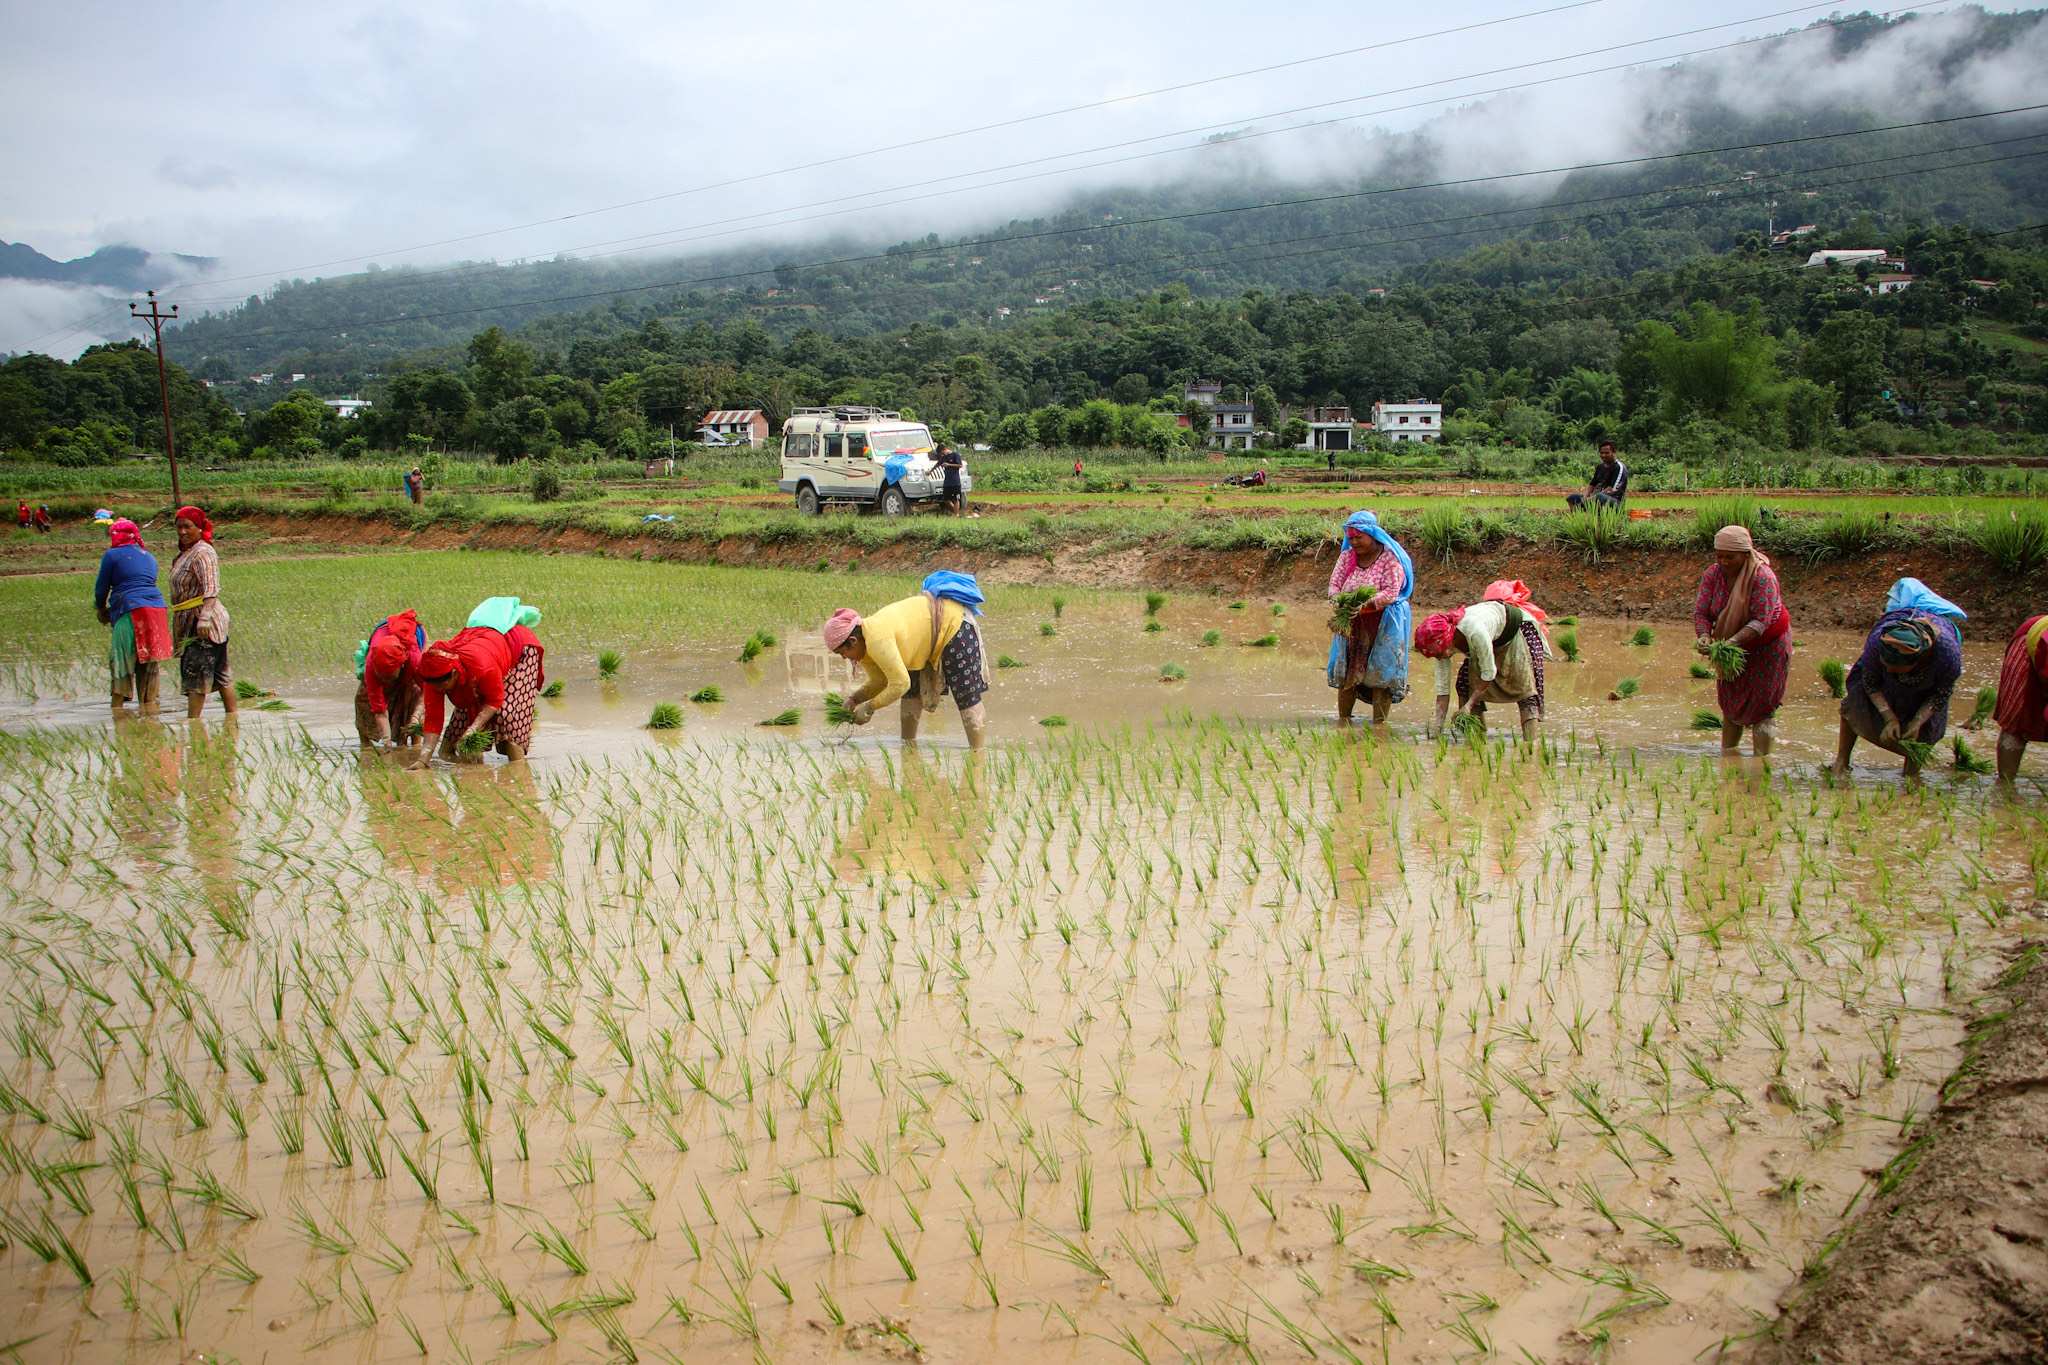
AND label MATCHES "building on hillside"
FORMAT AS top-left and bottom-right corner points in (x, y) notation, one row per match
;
(697, 409), (768, 447)
(1866, 274), (1915, 295)
(1300, 404), (1355, 452)
(323, 397), (372, 419)
(1212, 402), (1256, 450)
(1805, 248), (1903, 270)
(1182, 380), (1223, 407)
(1372, 399), (1441, 442)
